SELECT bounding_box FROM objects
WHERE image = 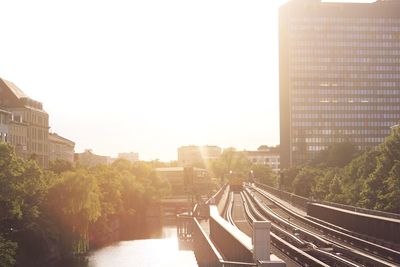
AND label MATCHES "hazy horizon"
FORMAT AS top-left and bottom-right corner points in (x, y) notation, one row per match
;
(2, 0), (284, 161)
